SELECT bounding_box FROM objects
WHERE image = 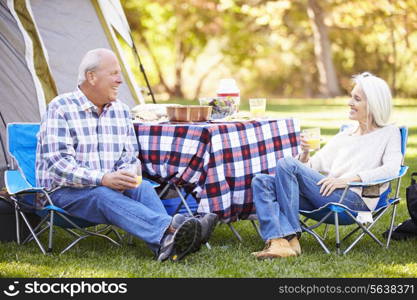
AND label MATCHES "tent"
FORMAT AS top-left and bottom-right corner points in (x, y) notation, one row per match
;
(0, 0), (146, 186)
